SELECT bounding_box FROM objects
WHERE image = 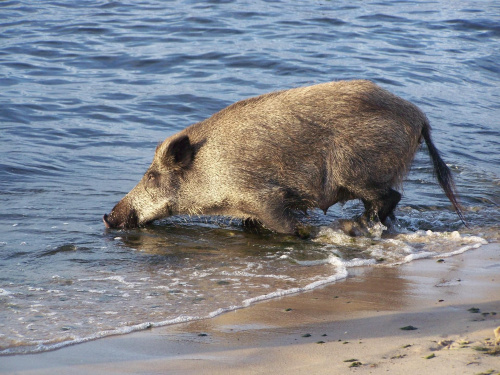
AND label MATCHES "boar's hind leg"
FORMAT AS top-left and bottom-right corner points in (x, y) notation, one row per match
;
(360, 189), (401, 227)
